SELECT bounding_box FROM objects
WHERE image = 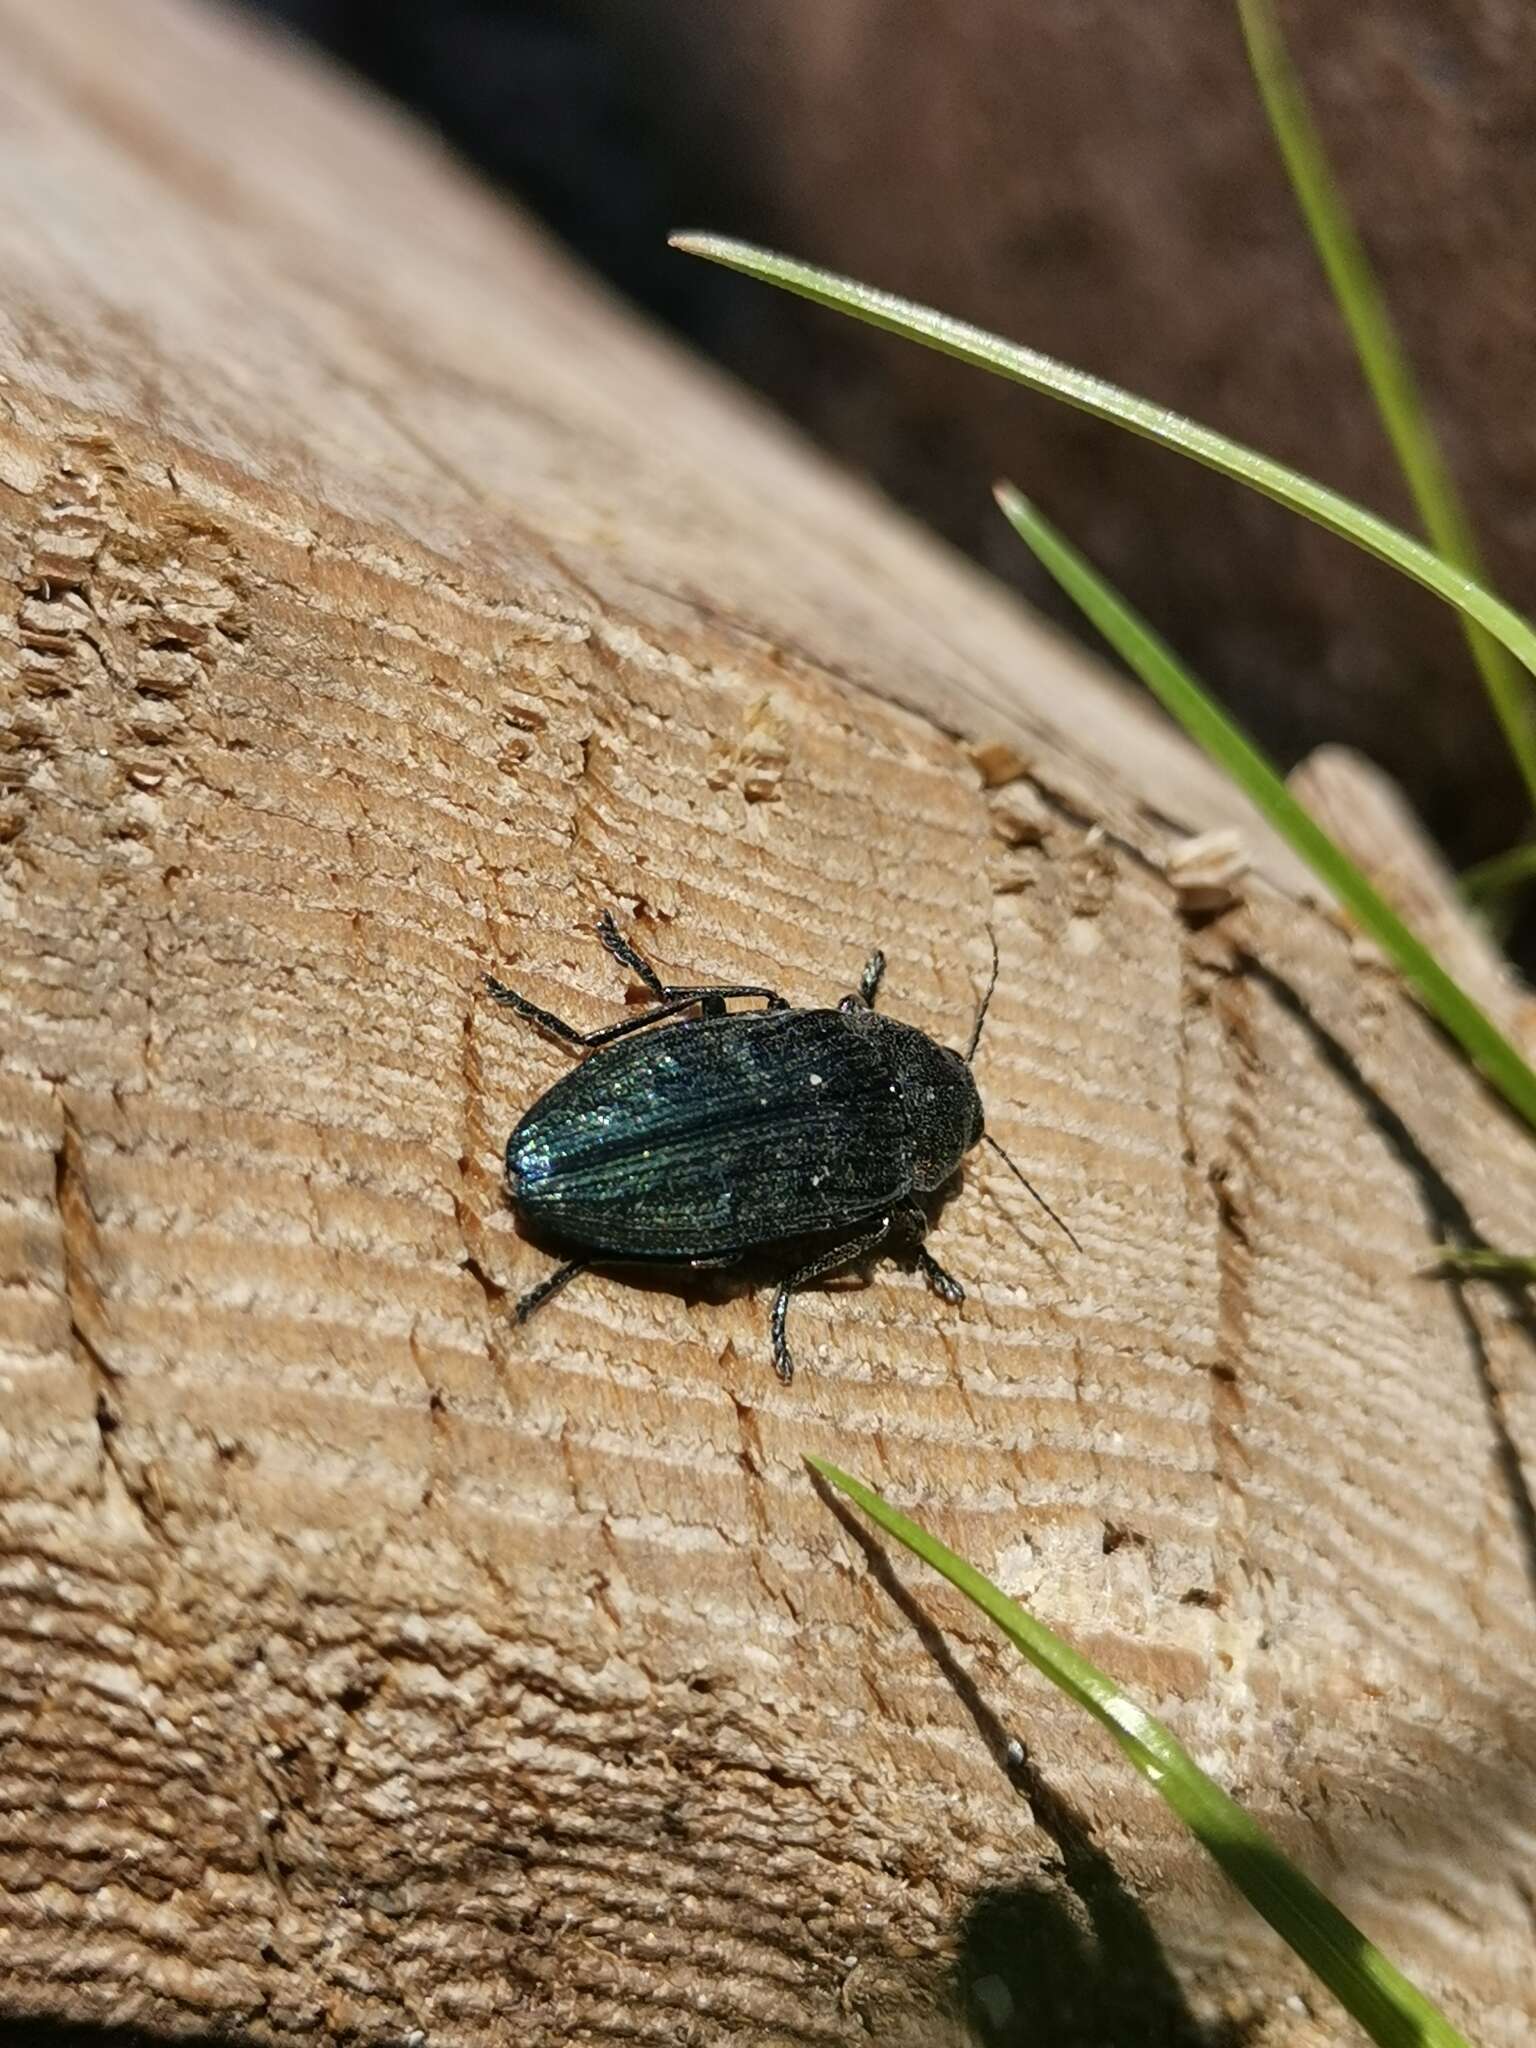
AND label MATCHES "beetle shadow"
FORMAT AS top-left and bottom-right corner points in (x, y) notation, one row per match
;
(511, 1181), (974, 1328)
(953, 1880), (1257, 2048)
(811, 1475), (1258, 2048)
(1240, 955), (1536, 1613)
